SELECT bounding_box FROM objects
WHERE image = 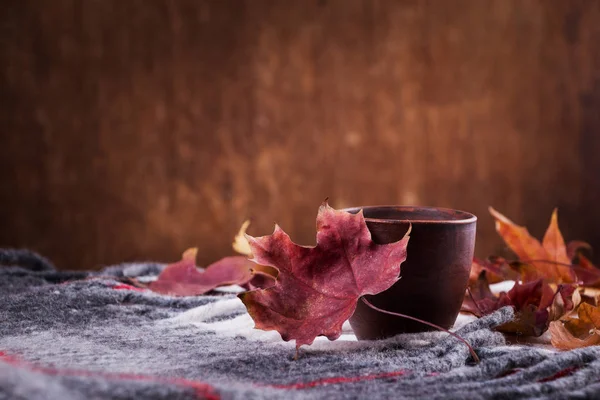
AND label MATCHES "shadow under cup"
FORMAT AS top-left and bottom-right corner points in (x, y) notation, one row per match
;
(344, 206), (477, 340)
